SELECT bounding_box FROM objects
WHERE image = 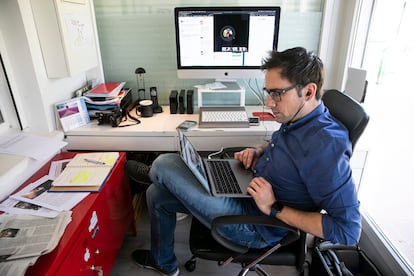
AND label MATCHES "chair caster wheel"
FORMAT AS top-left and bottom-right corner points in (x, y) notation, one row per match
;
(185, 258), (196, 272)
